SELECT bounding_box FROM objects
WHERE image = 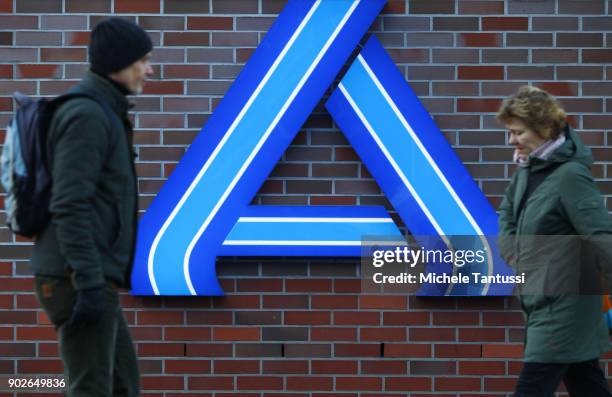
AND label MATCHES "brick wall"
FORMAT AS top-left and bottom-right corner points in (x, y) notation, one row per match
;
(1, 0), (612, 395)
